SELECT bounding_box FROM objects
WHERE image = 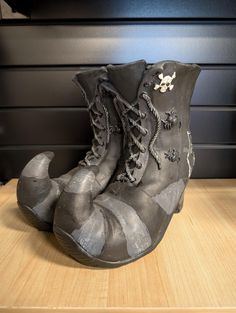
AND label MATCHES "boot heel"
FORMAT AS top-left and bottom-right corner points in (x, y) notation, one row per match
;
(175, 194), (184, 213)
